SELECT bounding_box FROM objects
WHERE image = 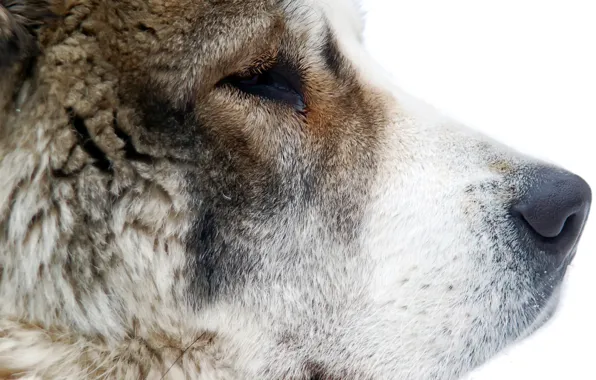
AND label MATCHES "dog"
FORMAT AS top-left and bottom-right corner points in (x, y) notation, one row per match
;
(0, 0), (591, 379)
